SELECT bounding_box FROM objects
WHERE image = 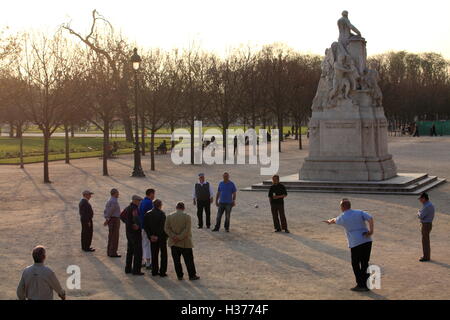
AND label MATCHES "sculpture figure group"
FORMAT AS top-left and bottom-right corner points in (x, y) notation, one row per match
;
(313, 10), (383, 108)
